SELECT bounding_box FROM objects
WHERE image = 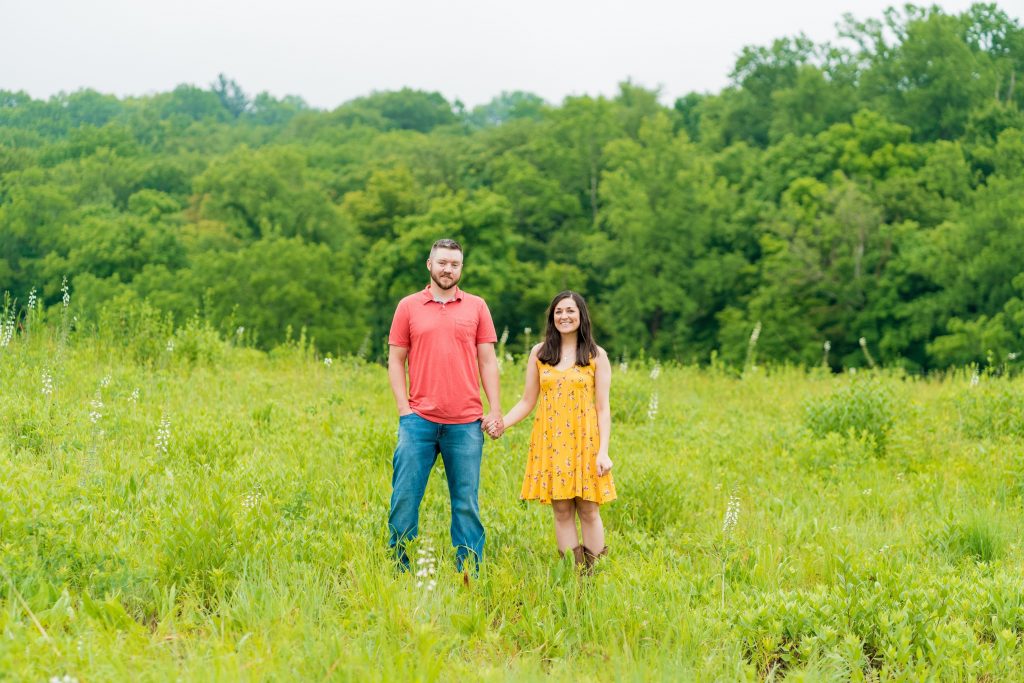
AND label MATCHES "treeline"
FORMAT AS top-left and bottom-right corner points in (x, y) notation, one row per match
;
(2, 4), (1023, 370)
